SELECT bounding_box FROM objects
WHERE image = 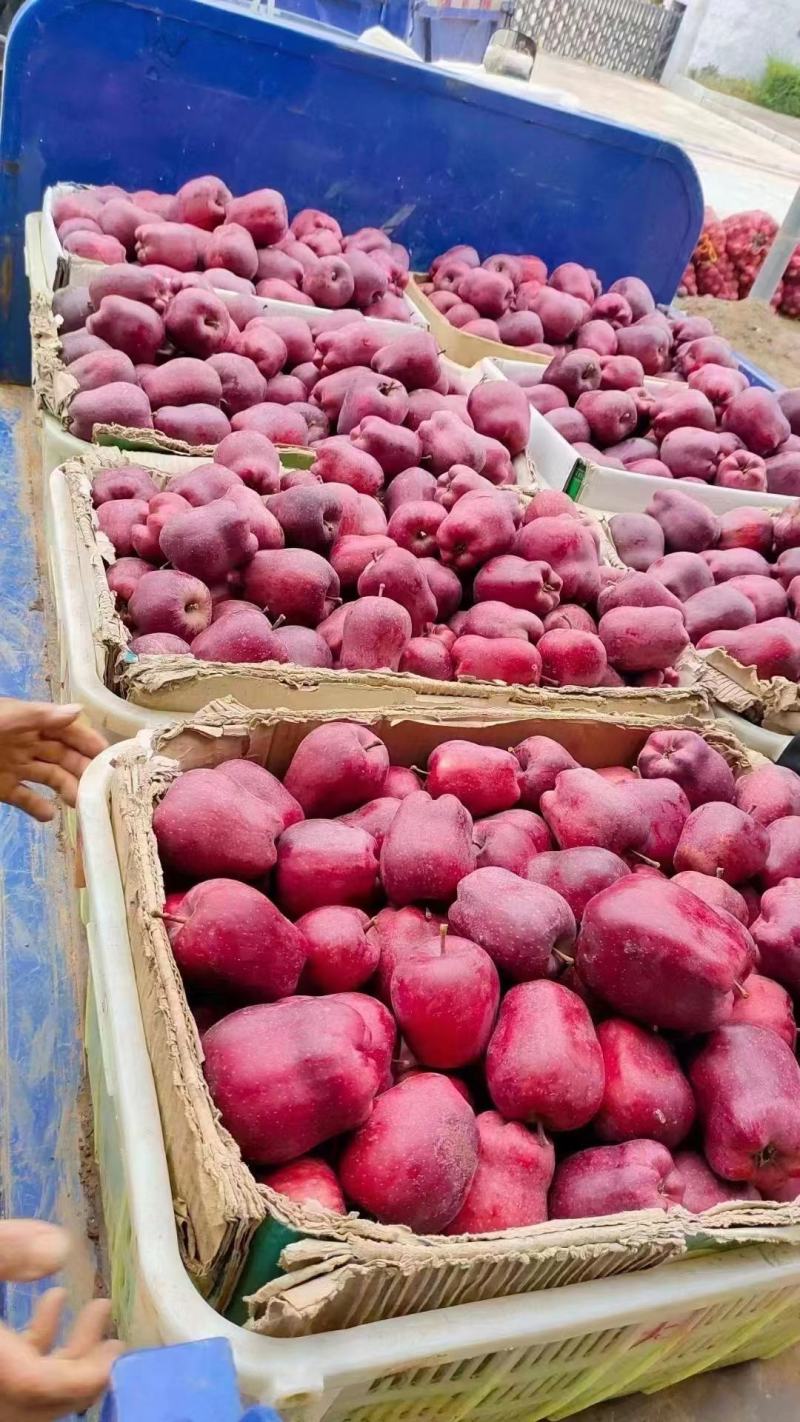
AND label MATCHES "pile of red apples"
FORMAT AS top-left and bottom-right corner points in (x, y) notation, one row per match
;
(516, 344), (800, 497)
(610, 491), (800, 682)
(52, 176), (412, 321)
(57, 262), (417, 445)
(95, 452), (695, 686)
(153, 720), (800, 1233)
(422, 250), (728, 368)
